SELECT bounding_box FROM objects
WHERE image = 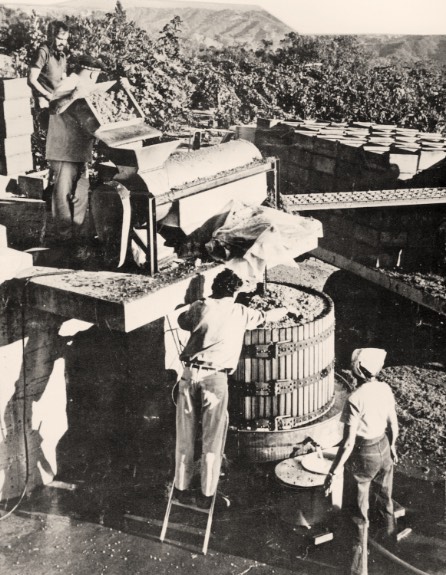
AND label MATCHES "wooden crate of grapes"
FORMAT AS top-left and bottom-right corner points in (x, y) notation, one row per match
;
(67, 80), (147, 141)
